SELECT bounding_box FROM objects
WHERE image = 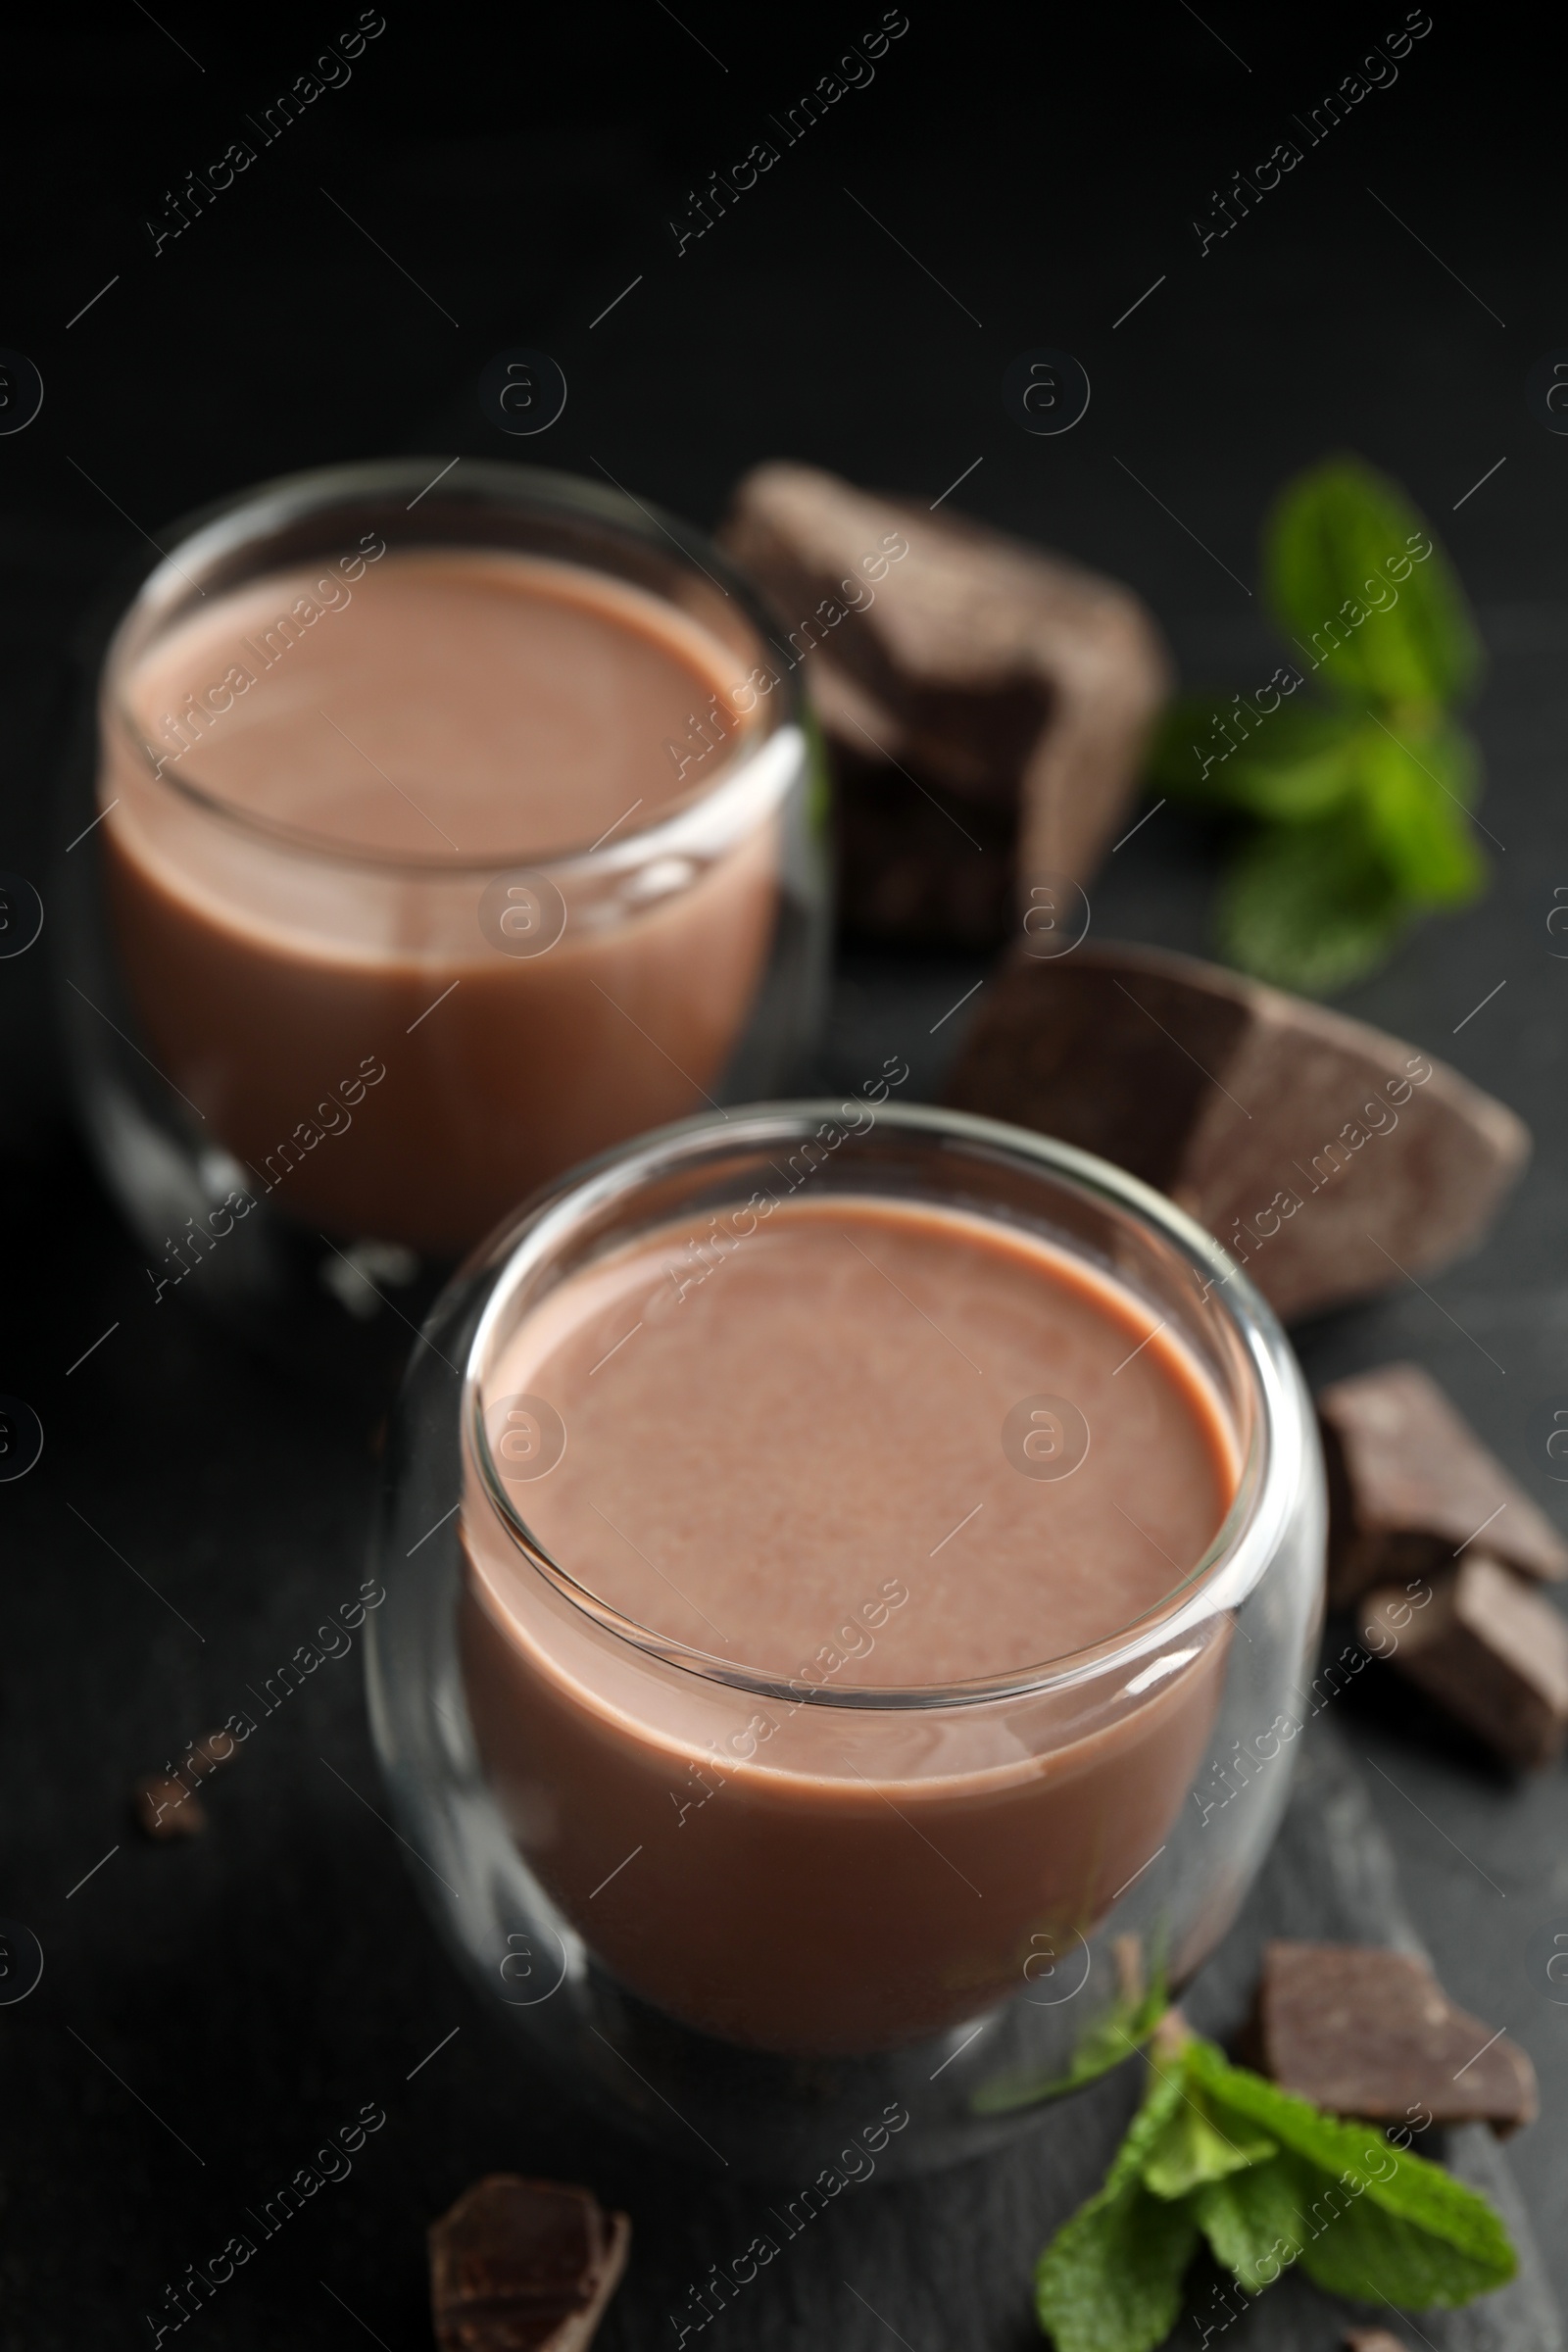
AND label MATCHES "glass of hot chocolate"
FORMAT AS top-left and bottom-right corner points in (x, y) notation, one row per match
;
(55, 460), (825, 1369)
(367, 1099), (1325, 2180)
